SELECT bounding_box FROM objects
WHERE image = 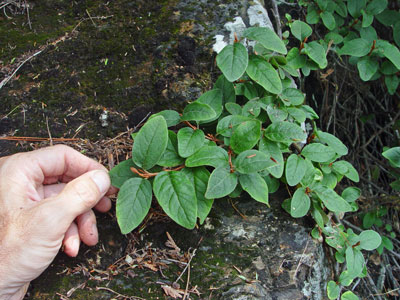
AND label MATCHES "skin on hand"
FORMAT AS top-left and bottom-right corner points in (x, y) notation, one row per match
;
(0, 145), (116, 299)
